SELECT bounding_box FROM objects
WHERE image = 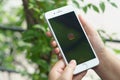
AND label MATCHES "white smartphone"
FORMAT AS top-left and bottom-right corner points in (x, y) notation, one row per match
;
(45, 5), (99, 75)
